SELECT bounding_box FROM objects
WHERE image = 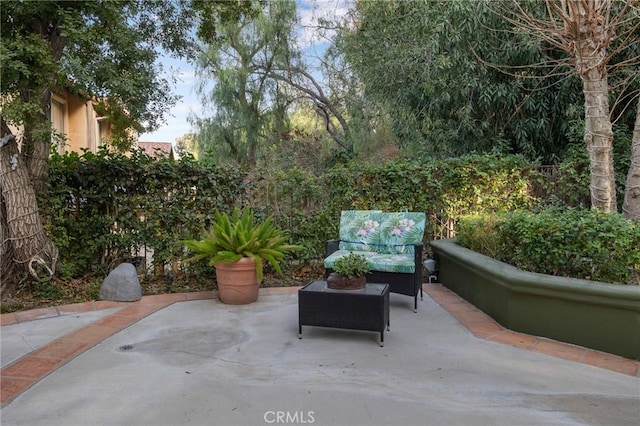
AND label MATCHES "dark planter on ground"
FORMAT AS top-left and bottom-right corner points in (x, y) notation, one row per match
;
(431, 239), (640, 360)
